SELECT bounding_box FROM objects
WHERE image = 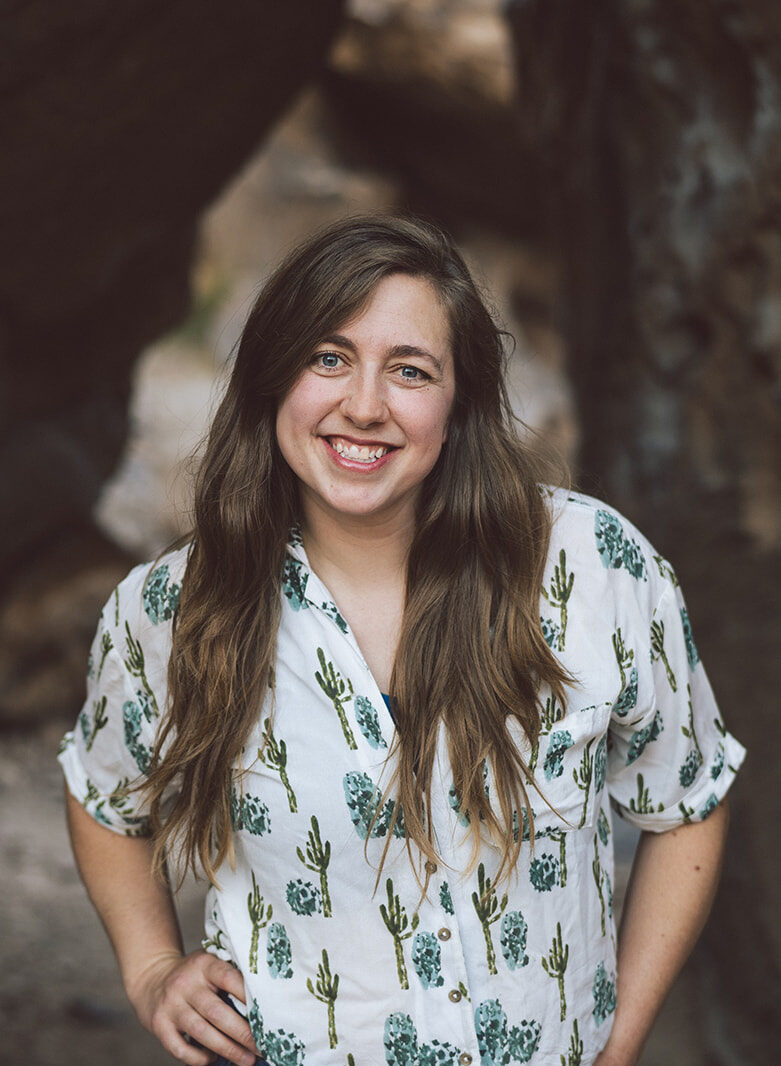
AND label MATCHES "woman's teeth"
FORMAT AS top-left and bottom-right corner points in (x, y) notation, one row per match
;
(330, 439), (389, 463)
